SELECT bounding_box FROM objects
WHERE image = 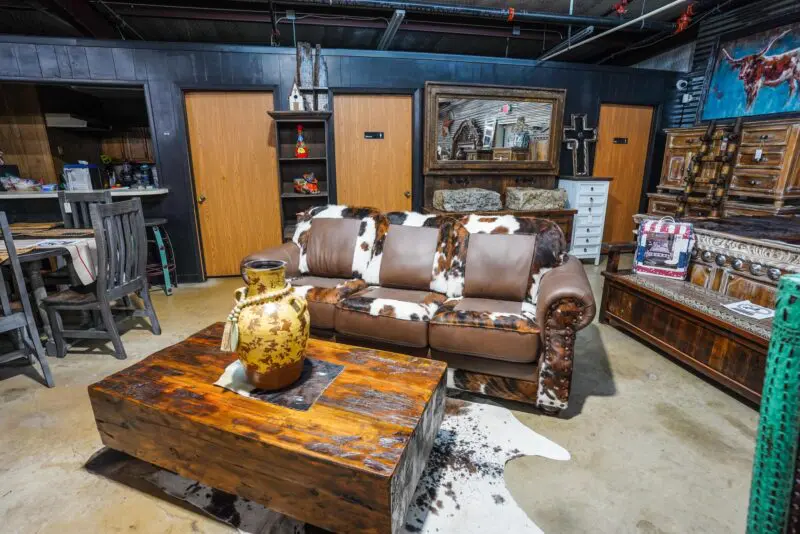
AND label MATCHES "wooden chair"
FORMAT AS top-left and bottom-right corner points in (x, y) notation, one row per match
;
(58, 190), (112, 229)
(0, 212), (54, 387)
(43, 199), (161, 360)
